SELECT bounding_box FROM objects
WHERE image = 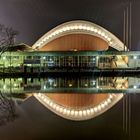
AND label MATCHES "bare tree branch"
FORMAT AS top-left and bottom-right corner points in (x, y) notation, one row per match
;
(0, 24), (18, 55)
(0, 91), (16, 125)
(0, 24), (18, 125)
